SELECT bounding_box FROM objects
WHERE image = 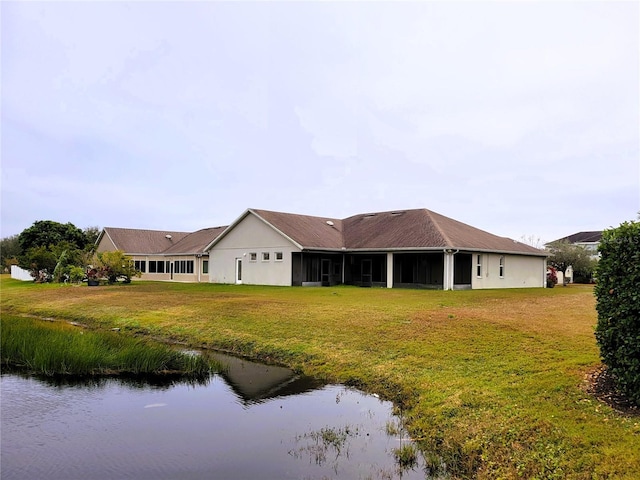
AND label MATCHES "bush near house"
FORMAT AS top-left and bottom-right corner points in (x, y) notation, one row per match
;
(546, 266), (558, 288)
(594, 220), (640, 406)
